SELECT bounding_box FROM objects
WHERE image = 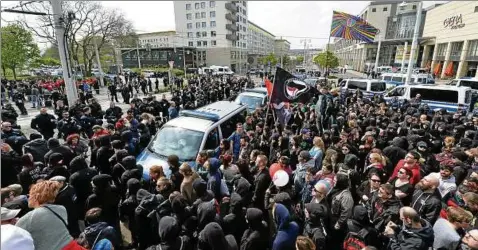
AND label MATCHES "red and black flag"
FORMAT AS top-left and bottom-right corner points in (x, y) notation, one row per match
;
(271, 67), (313, 104)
